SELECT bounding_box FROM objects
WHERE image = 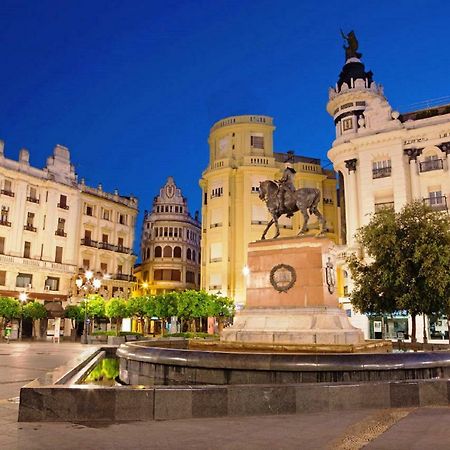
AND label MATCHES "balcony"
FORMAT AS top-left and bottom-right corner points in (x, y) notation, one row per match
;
(0, 219), (11, 227)
(423, 196), (448, 212)
(374, 201), (395, 213)
(117, 245), (132, 254)
(419, 159), (444, 173)
(113, 273), (136, 282)
(55, 229), (67, 237)
(372, 167), (392, 179)
(57, 203), (69, 210)
(24, 224), (37, 232)
(98, 242), (117, 251)
(81, 238), (98, 248)
(1, 189), (14, 197)
(27, 196), (39, 204)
